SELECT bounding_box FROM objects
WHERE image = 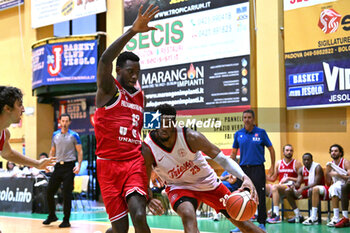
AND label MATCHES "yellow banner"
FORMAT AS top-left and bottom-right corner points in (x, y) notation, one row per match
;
(284, 0), (350, 53)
